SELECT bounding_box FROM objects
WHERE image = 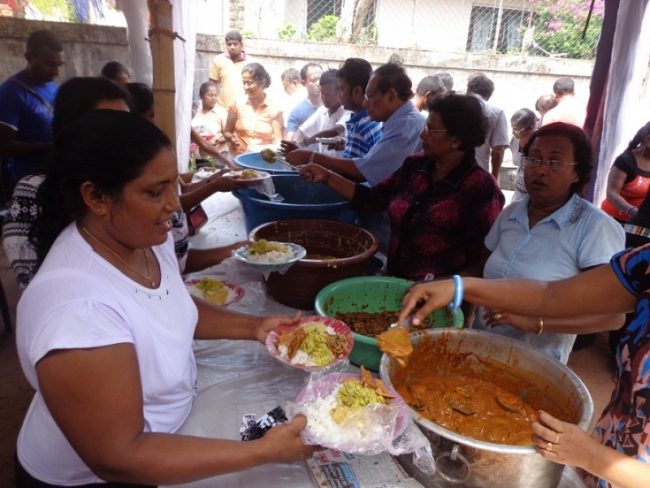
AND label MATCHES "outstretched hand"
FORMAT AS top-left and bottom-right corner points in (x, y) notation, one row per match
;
(298, 164), (330, 184)
(284, 149), (313, 166)
(398, 280), (456, 326)
(255, 313), (301, 343)
(260, 414), (320, 463)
